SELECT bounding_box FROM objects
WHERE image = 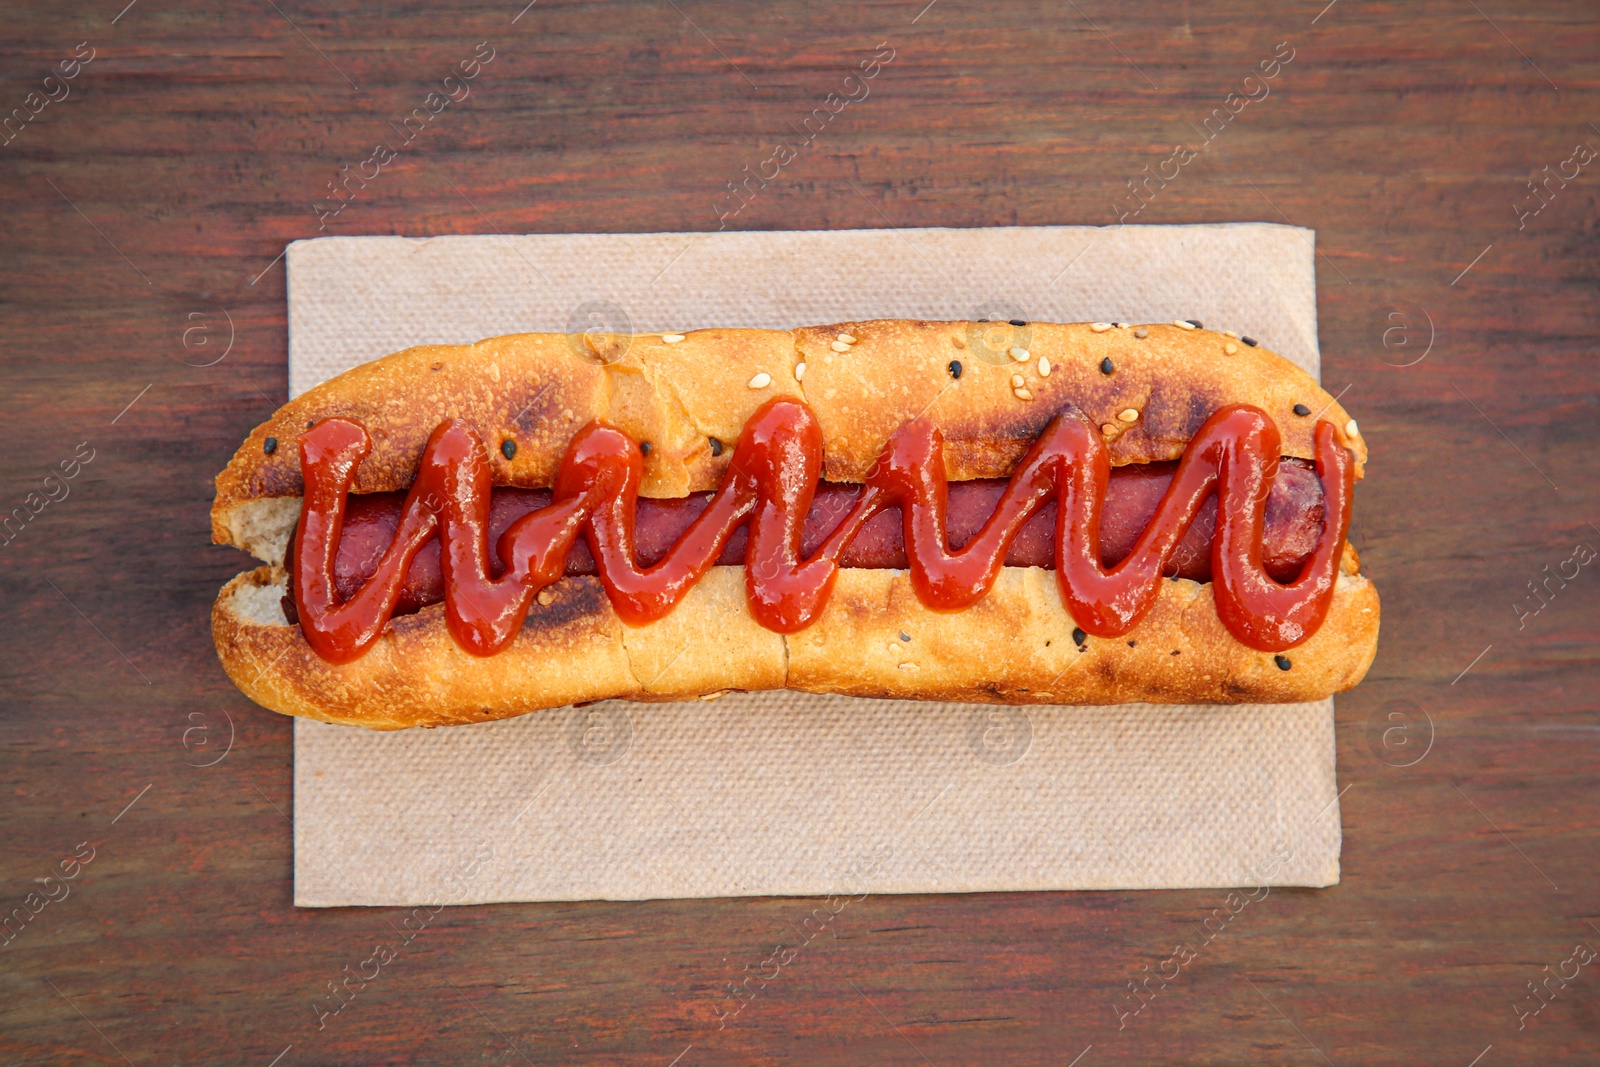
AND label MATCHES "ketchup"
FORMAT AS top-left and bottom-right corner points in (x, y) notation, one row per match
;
(292, 398), (1352, 663)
